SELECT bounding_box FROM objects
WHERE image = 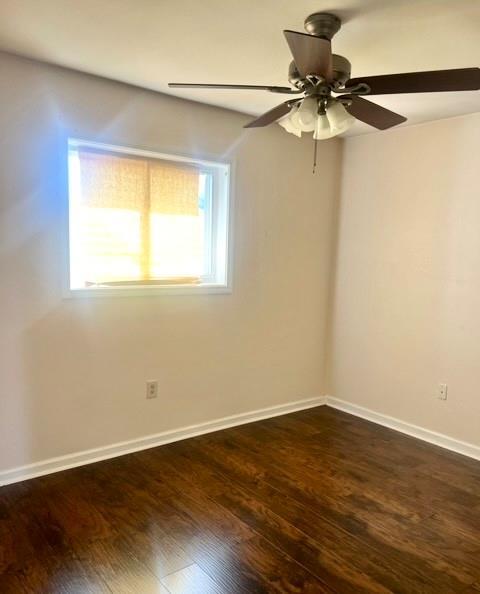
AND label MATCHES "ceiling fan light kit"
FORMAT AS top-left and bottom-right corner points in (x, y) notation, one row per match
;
(169, 10), (480, 154)
(279, 96), (356, 139)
